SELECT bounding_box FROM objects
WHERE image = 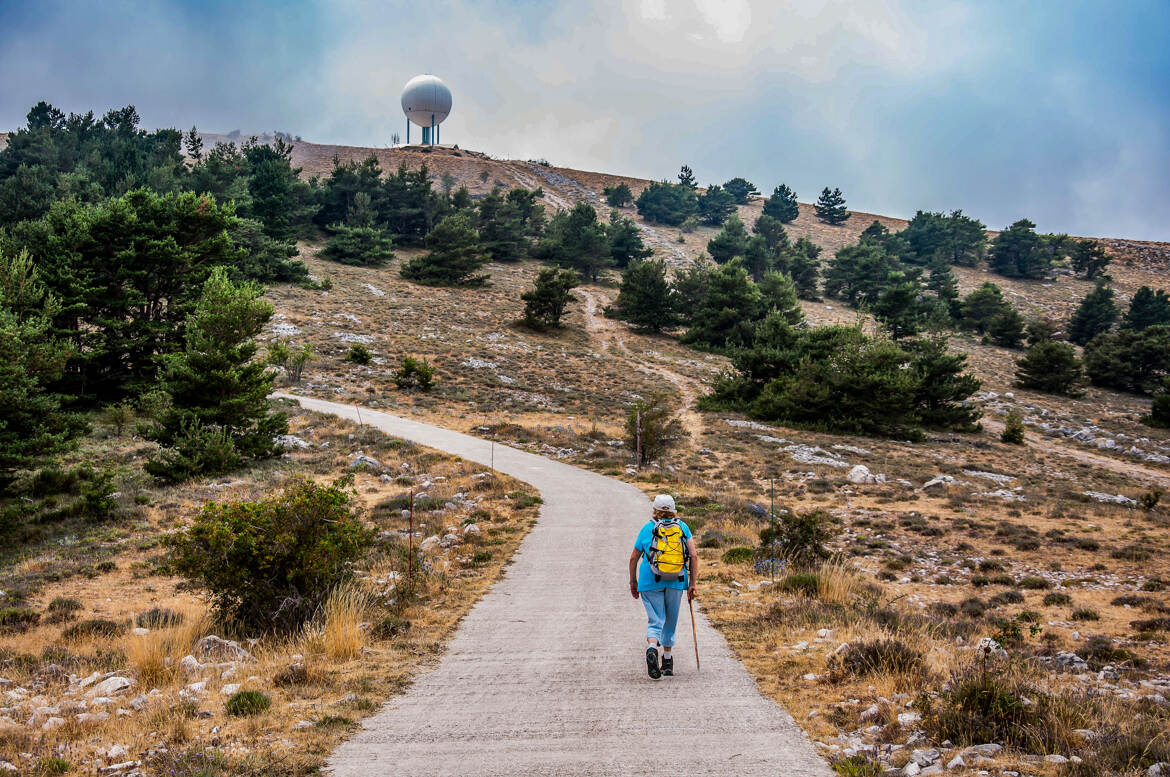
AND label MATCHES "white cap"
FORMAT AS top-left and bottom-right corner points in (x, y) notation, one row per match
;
(652, 494), (677, 514)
